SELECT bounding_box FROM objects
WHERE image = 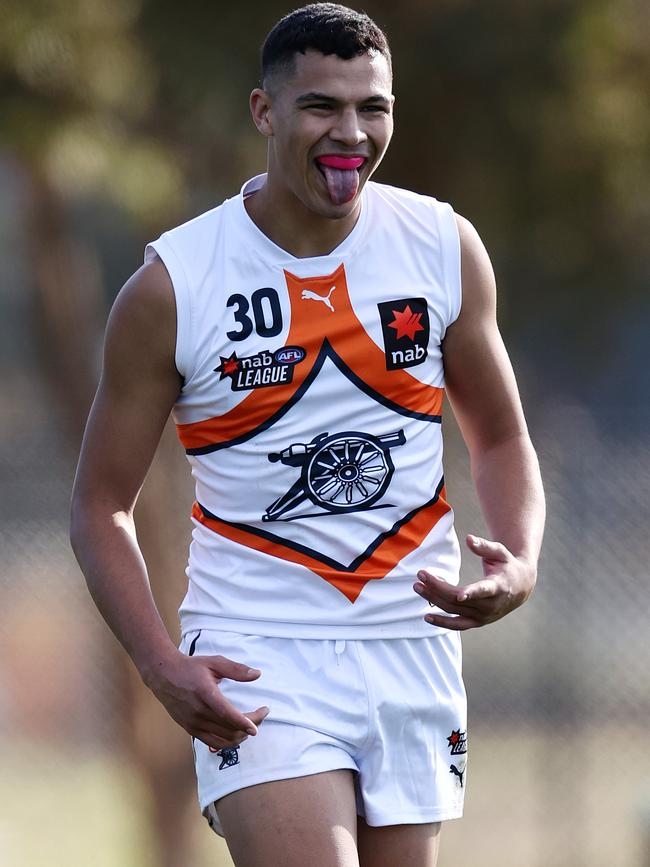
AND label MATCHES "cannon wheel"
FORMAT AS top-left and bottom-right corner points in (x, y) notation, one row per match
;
(302, 431), (395, 514)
